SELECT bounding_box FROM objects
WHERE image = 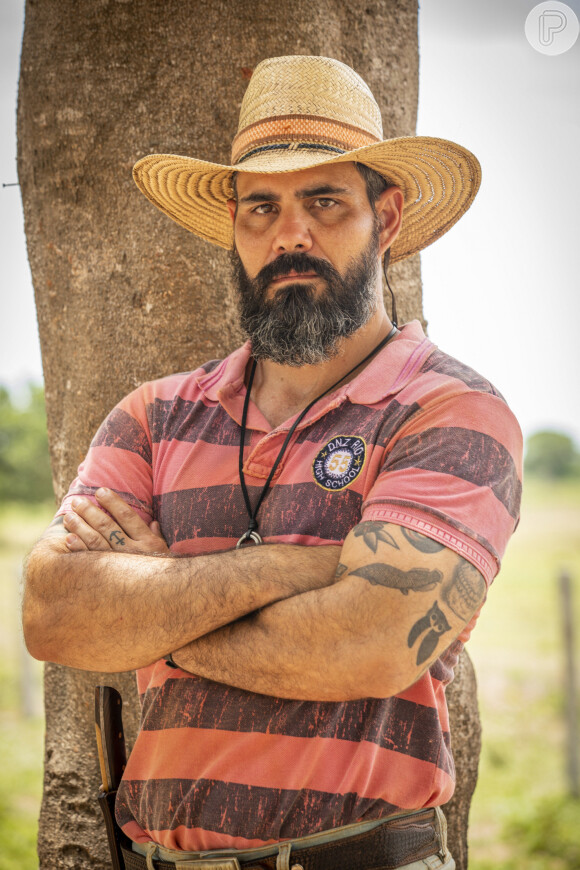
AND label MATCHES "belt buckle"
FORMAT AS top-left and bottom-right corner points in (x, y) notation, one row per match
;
(175, 860), (241, 870)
